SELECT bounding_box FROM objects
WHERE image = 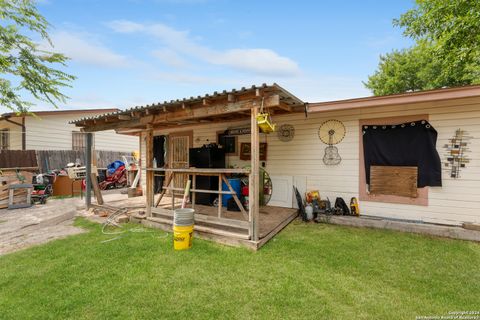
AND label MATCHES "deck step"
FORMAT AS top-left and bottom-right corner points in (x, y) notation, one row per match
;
(146, 217), (250, 240)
